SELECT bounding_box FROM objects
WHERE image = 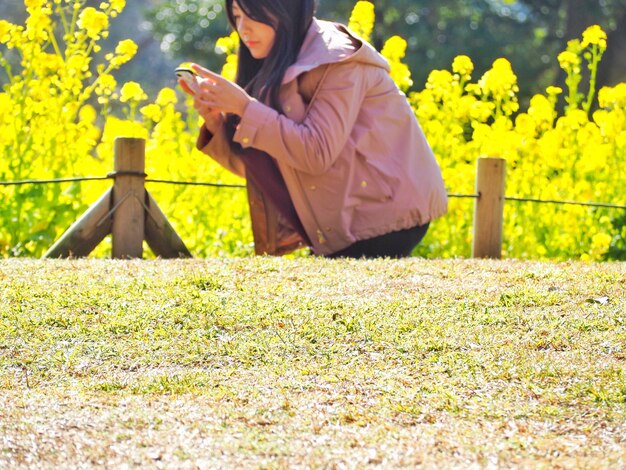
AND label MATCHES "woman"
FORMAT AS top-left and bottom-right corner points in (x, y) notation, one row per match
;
(184, 0), (448, 258)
